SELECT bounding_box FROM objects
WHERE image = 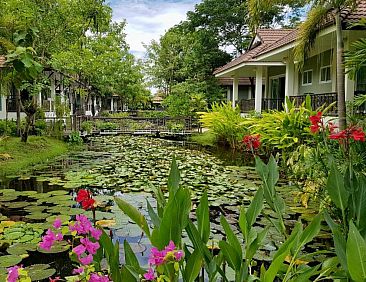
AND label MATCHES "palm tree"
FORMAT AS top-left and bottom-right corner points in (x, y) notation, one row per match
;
(248, 0), (357, 129)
